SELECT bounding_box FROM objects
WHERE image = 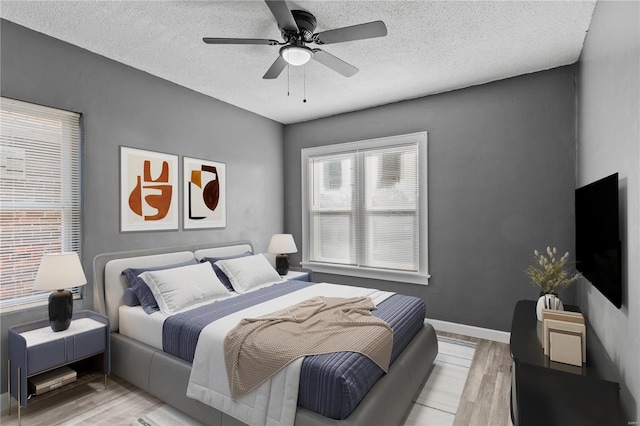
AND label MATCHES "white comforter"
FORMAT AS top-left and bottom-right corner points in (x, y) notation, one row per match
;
(186, 282), (394, 426)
